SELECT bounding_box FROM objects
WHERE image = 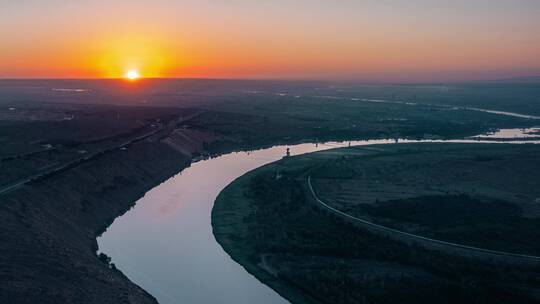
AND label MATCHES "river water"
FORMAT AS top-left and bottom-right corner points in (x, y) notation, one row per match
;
(472, 127), (540, 139)
(97, 137), (540, 304)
